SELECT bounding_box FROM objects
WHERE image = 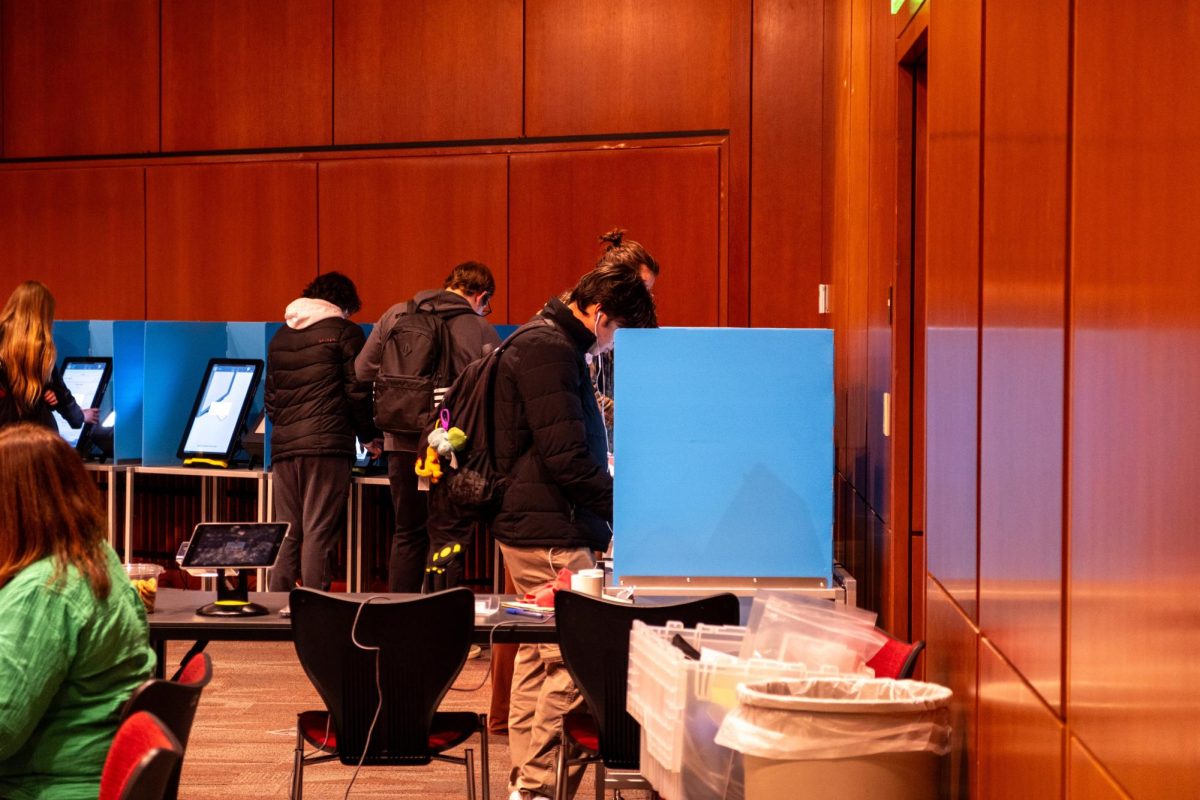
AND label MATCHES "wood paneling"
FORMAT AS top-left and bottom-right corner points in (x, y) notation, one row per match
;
(825, 0), (852, 479)
(317, 156), (509, 325)
(333, 0), (522, 145)
(840, 0), (871, 498)
(926, 578), (977, 800)
(509, 146), (721, 327)
(145, 163), (317, 320)
(525, 0), (731, 137)
(161, 0), (331, 151)
(0, 167), (146, 319)
(866, 0), (898, 523)
(978, 639), (1063, 800)
(978, 0), (1069, 714)
(749, 0), (823, 328)
(1070, 5), (1200, 797)
(924, 0), (981, 620)
(2, 0), (158, 158)
(1069, 738), (1131, 800)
